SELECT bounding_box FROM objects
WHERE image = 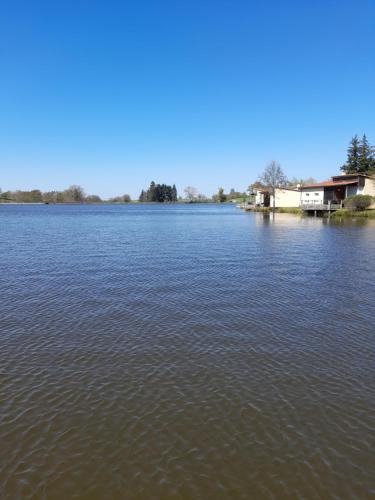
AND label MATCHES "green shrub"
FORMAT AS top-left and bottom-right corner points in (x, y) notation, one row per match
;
(344, 194), (373, 211)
